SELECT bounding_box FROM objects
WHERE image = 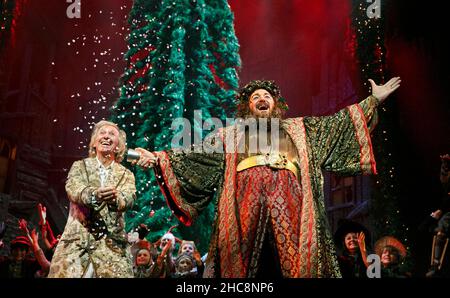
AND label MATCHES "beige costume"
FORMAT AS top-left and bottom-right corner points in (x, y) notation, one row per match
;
(48, 157), (136, 278)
